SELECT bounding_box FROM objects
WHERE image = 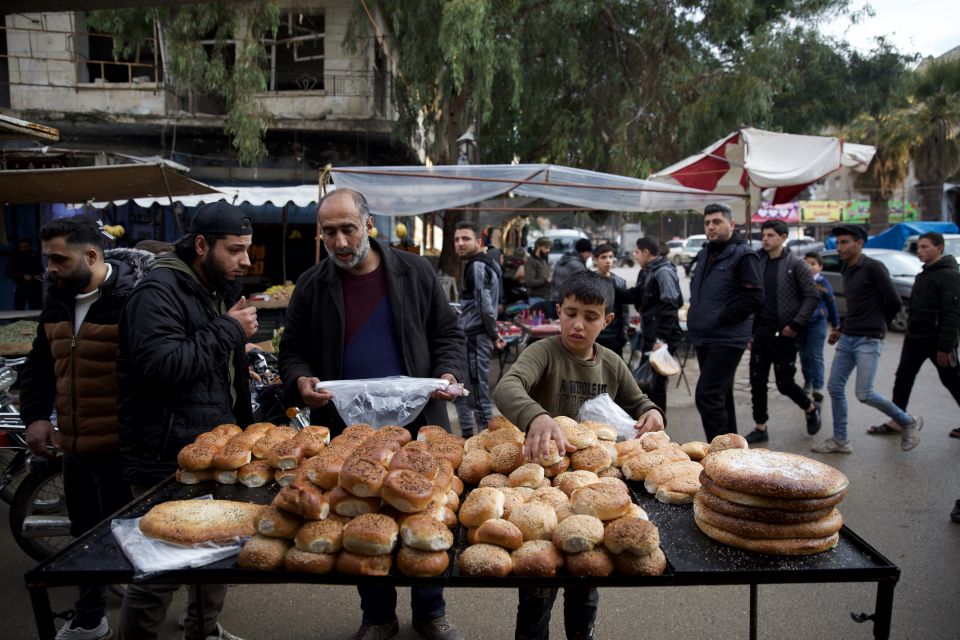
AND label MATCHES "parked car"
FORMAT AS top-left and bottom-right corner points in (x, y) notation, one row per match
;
(665, 239), (685, 264)
(680, 234), (707, 274)
(903, 233), (960, 256)
(819, 248), (922, 332)
(528, 229), (590, 267)
(786, 236), (825, 256)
